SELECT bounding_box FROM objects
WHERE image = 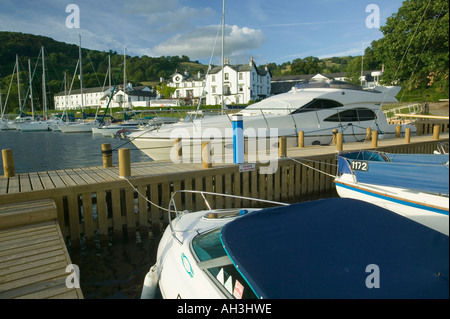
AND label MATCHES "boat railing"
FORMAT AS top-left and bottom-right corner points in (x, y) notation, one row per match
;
(167, 190), (288, 245)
